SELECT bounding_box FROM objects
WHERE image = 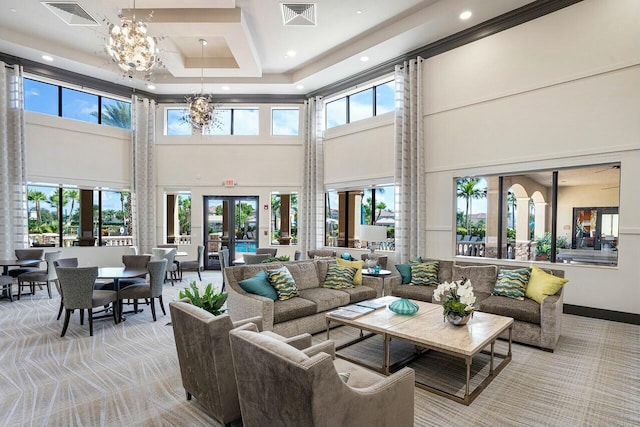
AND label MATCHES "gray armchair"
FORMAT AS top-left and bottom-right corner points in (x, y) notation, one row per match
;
(56, 266), (119, 337)
(119, 259), (167, 321)
(256, 248), (277, 257)
(169, 299), (312, 426)
(242, 253), (271, 265)
(307, 249), (336, 259)
(229, 324), (415, 427)
(180, 245), (204, 280)
(17, 250), (61, 299)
